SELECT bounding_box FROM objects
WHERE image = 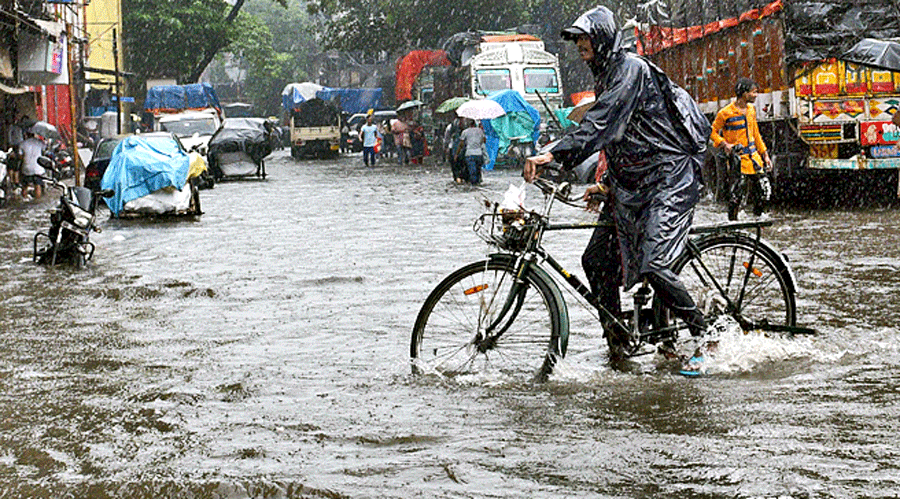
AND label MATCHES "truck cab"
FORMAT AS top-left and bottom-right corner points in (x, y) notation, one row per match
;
(467, 35), (564, 120)
(156, 109), (222, 156)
